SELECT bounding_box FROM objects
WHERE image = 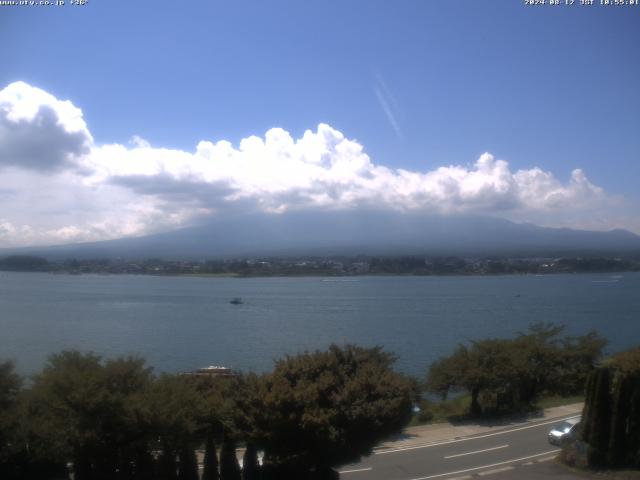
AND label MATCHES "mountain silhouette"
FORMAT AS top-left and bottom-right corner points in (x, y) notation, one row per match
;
(5, 212), (640, 259)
